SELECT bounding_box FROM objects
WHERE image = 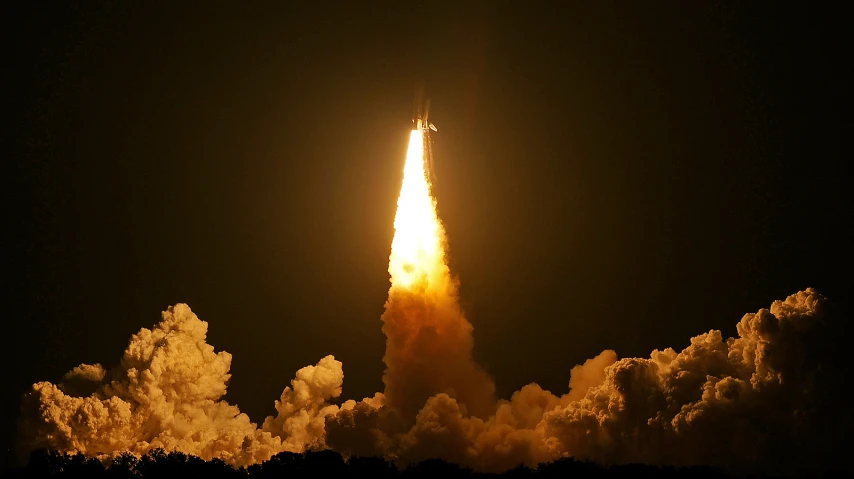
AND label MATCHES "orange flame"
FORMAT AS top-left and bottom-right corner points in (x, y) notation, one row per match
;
(381, 128), (496, 420)
(388, 129), (448, 292)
